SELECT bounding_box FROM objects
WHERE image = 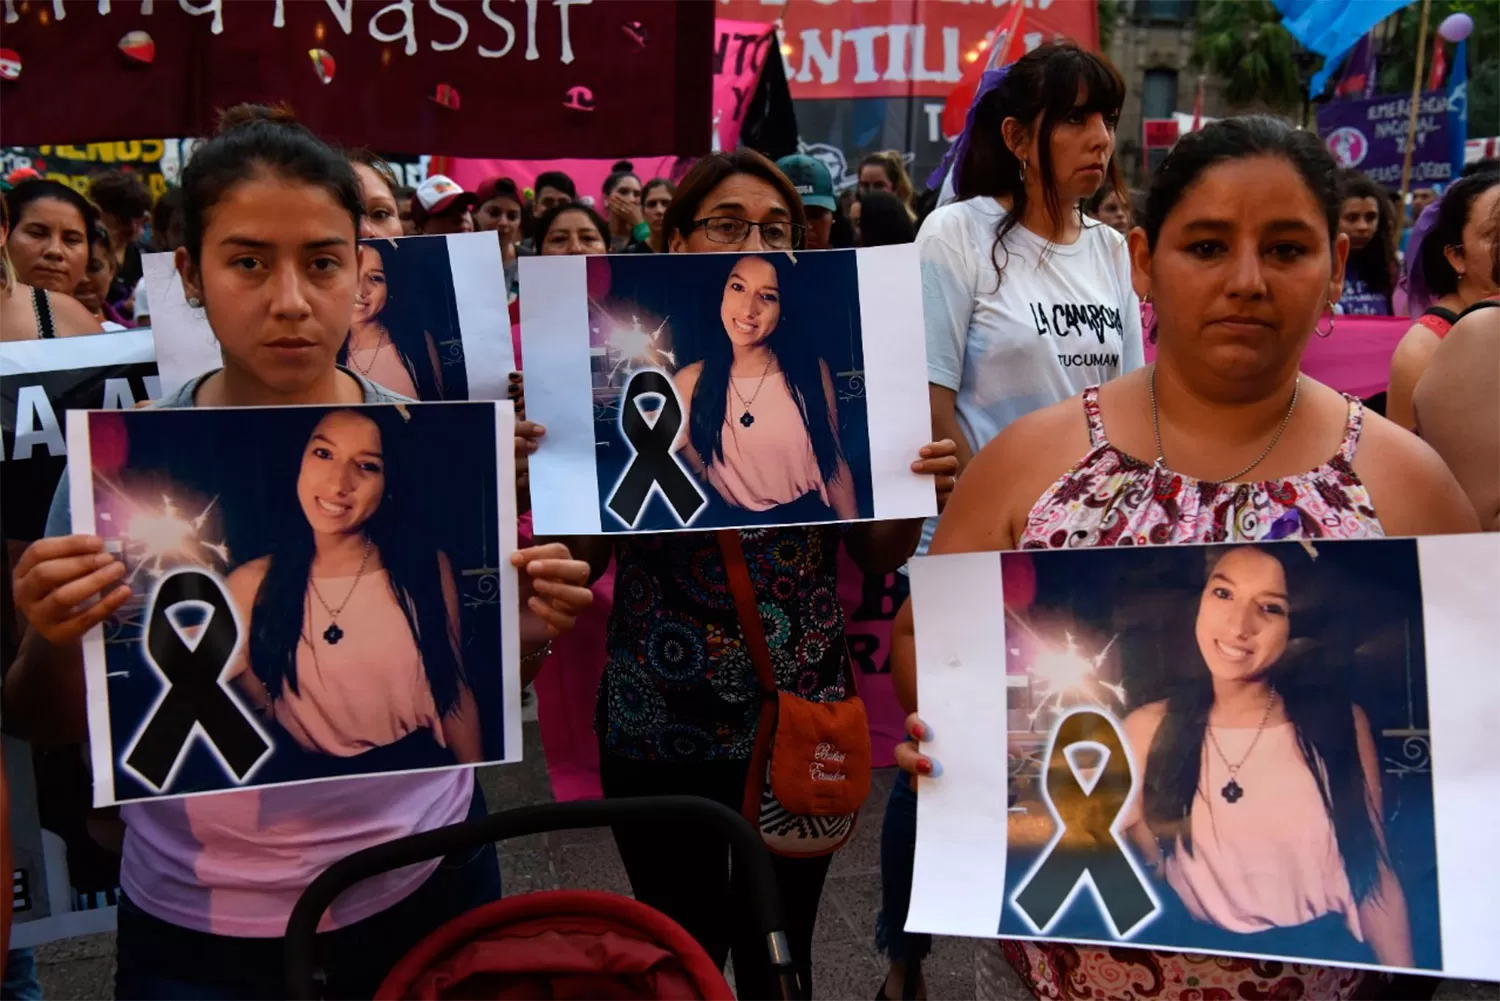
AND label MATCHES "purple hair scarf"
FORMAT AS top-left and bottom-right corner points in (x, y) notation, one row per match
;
(1401, 199), (1443, 318)
(927, 66), (1012, 194)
